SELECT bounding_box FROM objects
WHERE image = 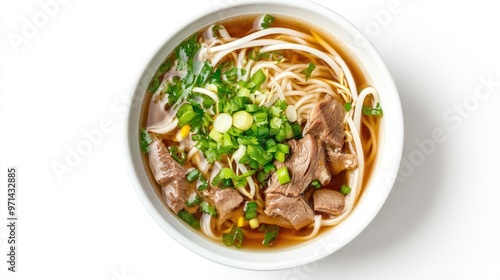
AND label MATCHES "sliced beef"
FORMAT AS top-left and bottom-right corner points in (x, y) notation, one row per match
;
(326, 149), (358, 175)
(148, 135), (194, 214)
(264, 193), (315, 230)
(148, 135), (187, 186)
(313, 189), (345, 216)
(209, 188), (243, 225)
(162, 179), (193, 214)
(265, 134), (331, 196)
(256, 213), (295, 229)
(303, 94), (345, 151)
